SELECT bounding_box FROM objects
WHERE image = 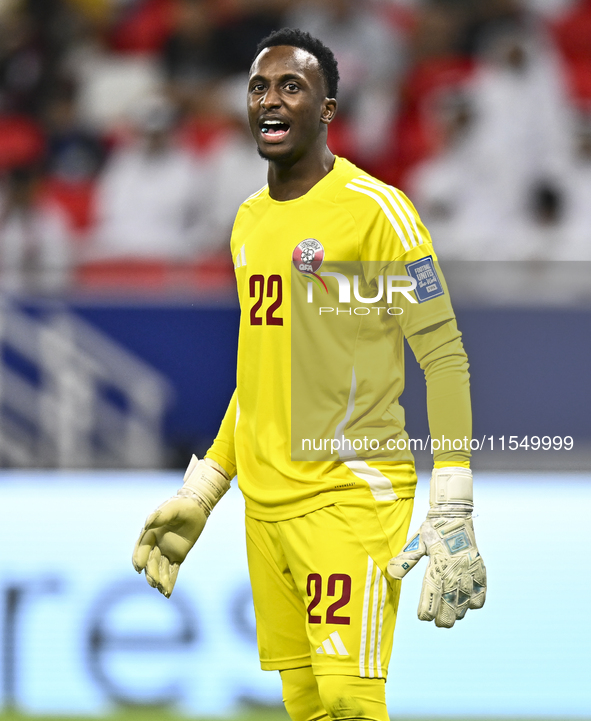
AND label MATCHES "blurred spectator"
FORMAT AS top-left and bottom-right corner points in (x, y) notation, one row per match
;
(214, 0), (289, 75)
(402, 0), (525, 62)
(286, 0), (405, 160)
(44, 86), (106, 182)
(470, 25), (571, 194)
(89, 94), (213, 261)
(109, 0), (175, 54)
(409, 90), (504, 258)
(552, 0), (591, 106)
(39, 84), (105, 236)
(411, 22), (574, 259)
(466, 24), (573, 257)
(0, 165), (73, 291)
(409, 2), (464, 63)
(203, 77), (268, 248)
(554, 116), (591, 259)
(65, 0), (111, 24)
(162, 0), (226, 110)
(523, 0), (578, 17)
(453, 0), (525, 57)
(0, 113), (45, 170)
(62, 10), (164, 132)
(0, 4), (46, 115)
